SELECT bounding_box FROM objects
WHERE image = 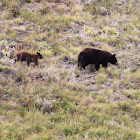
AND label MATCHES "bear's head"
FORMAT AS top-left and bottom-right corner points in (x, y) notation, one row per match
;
(37, 52), (43, 59)
(109, 54), (118, 65)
